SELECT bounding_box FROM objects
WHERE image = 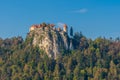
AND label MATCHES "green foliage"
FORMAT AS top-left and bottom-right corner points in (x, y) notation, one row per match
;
(0, 34), (120, 80)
